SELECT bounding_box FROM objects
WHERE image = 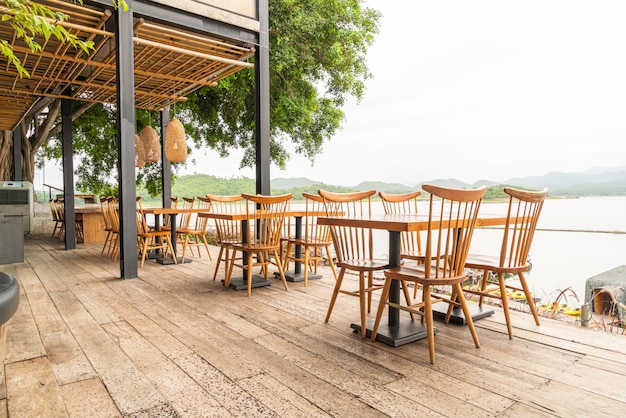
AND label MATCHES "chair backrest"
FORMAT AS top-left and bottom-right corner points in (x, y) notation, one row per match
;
(100, 197), (112, 230)
(49, 199), (59, 222)
(205, 194), (248, 244)
(179, 197), (195, 229)
(379, 191), (422, 257)
(498, 187), (548, 269)
(302, 192), (332, 244)
(318, 189), (376, 262)
(194, 196), (212, 231)
(107, 197), (120, 233)
(241, 193), (292, 248)
(422, 184), (487, 280)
